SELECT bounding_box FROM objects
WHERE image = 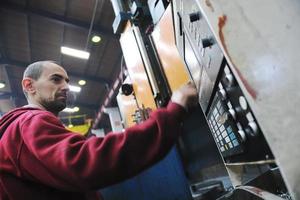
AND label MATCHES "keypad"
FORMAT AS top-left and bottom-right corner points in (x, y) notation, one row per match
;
(208, 94), (243, 157)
